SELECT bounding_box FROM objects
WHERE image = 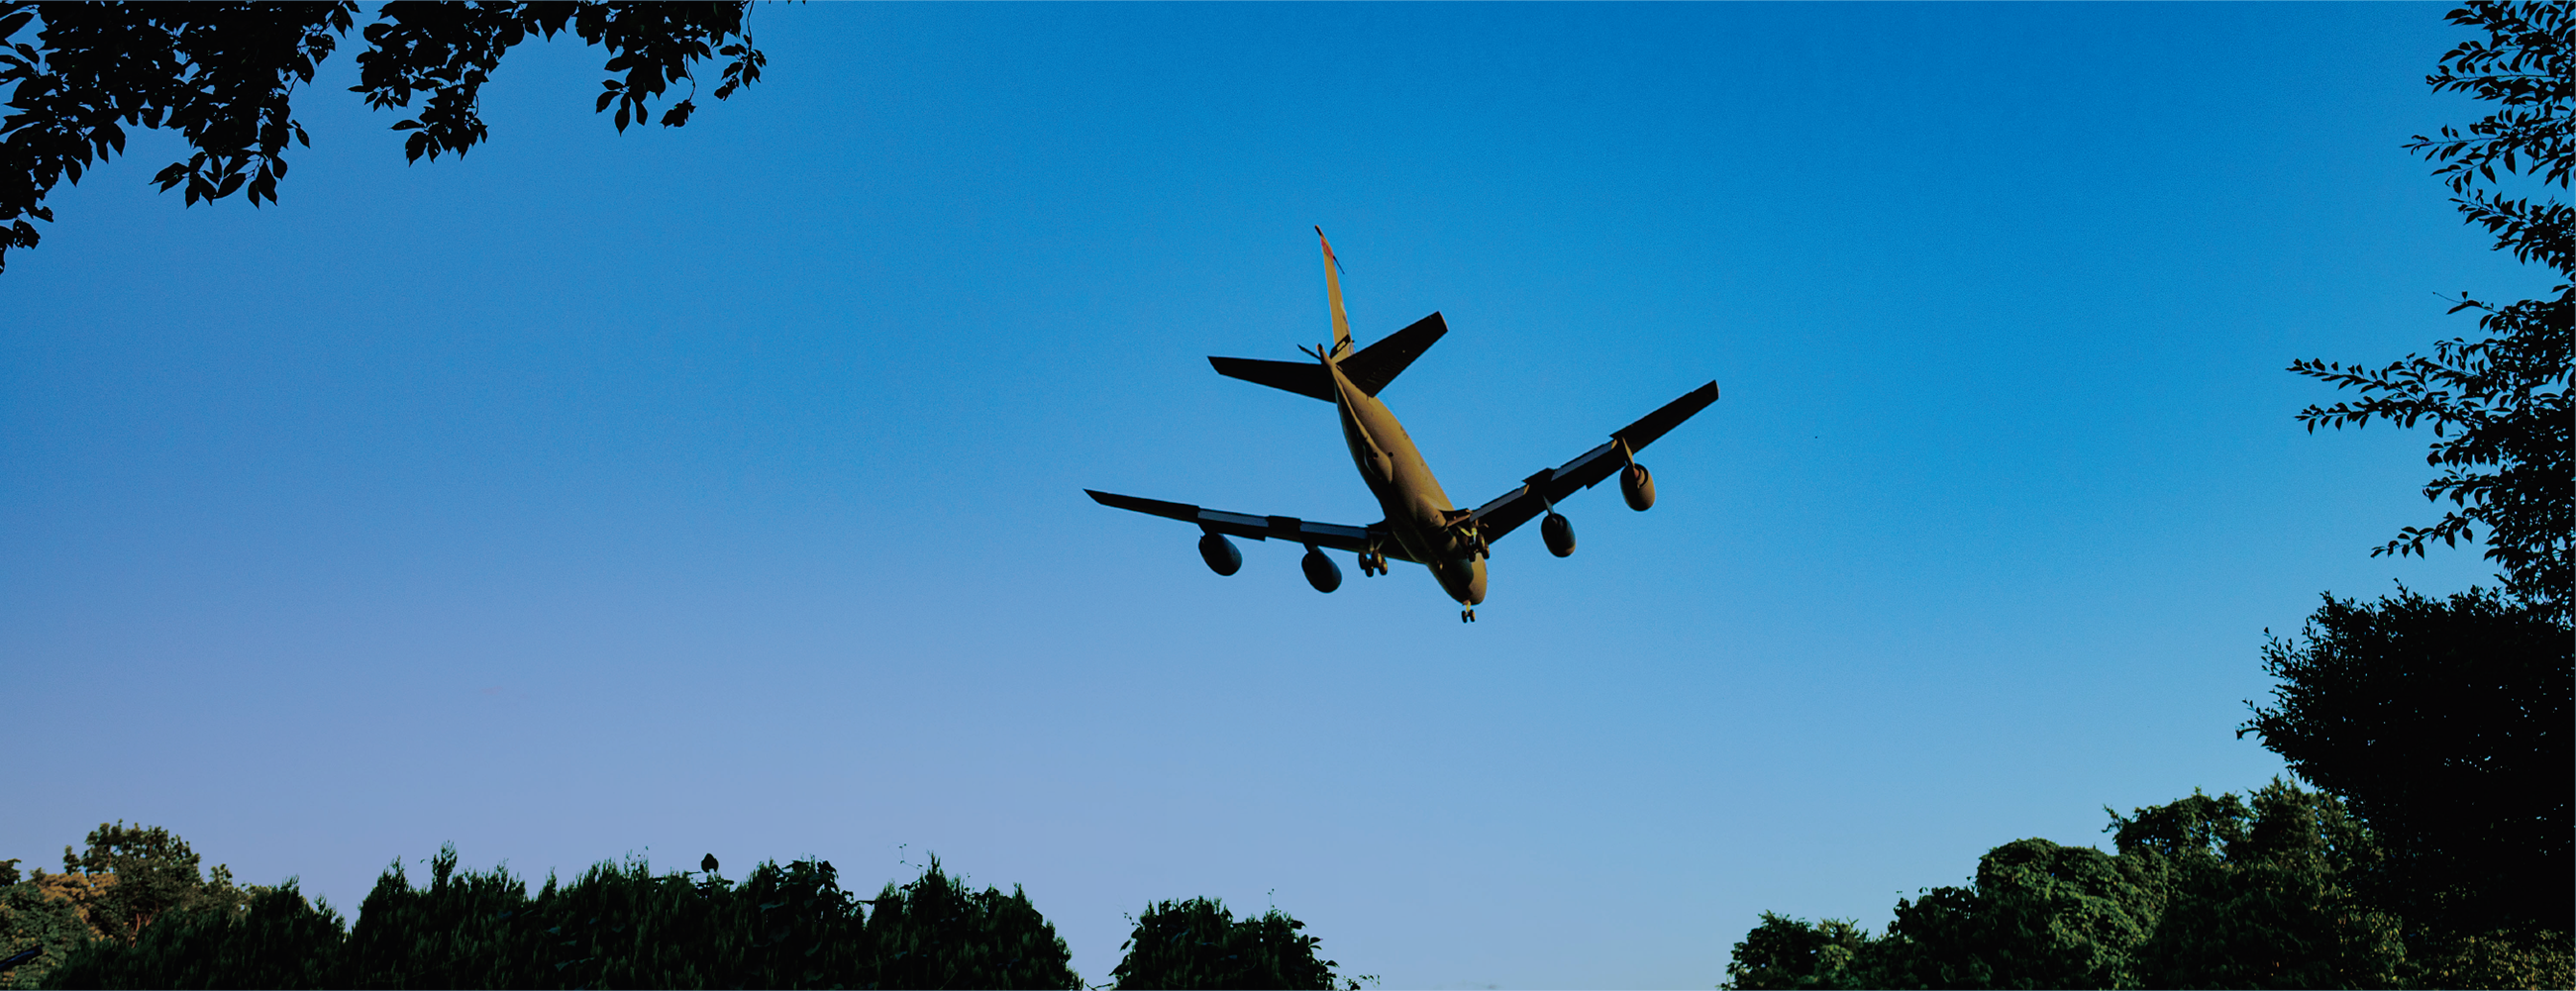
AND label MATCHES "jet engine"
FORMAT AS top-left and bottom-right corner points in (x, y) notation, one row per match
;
(1198, 533), (1242, 575)
(1300, 546), (1343, 593)
(1540, 512), (1577, 557)
(1621, 462), (1656, 511)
